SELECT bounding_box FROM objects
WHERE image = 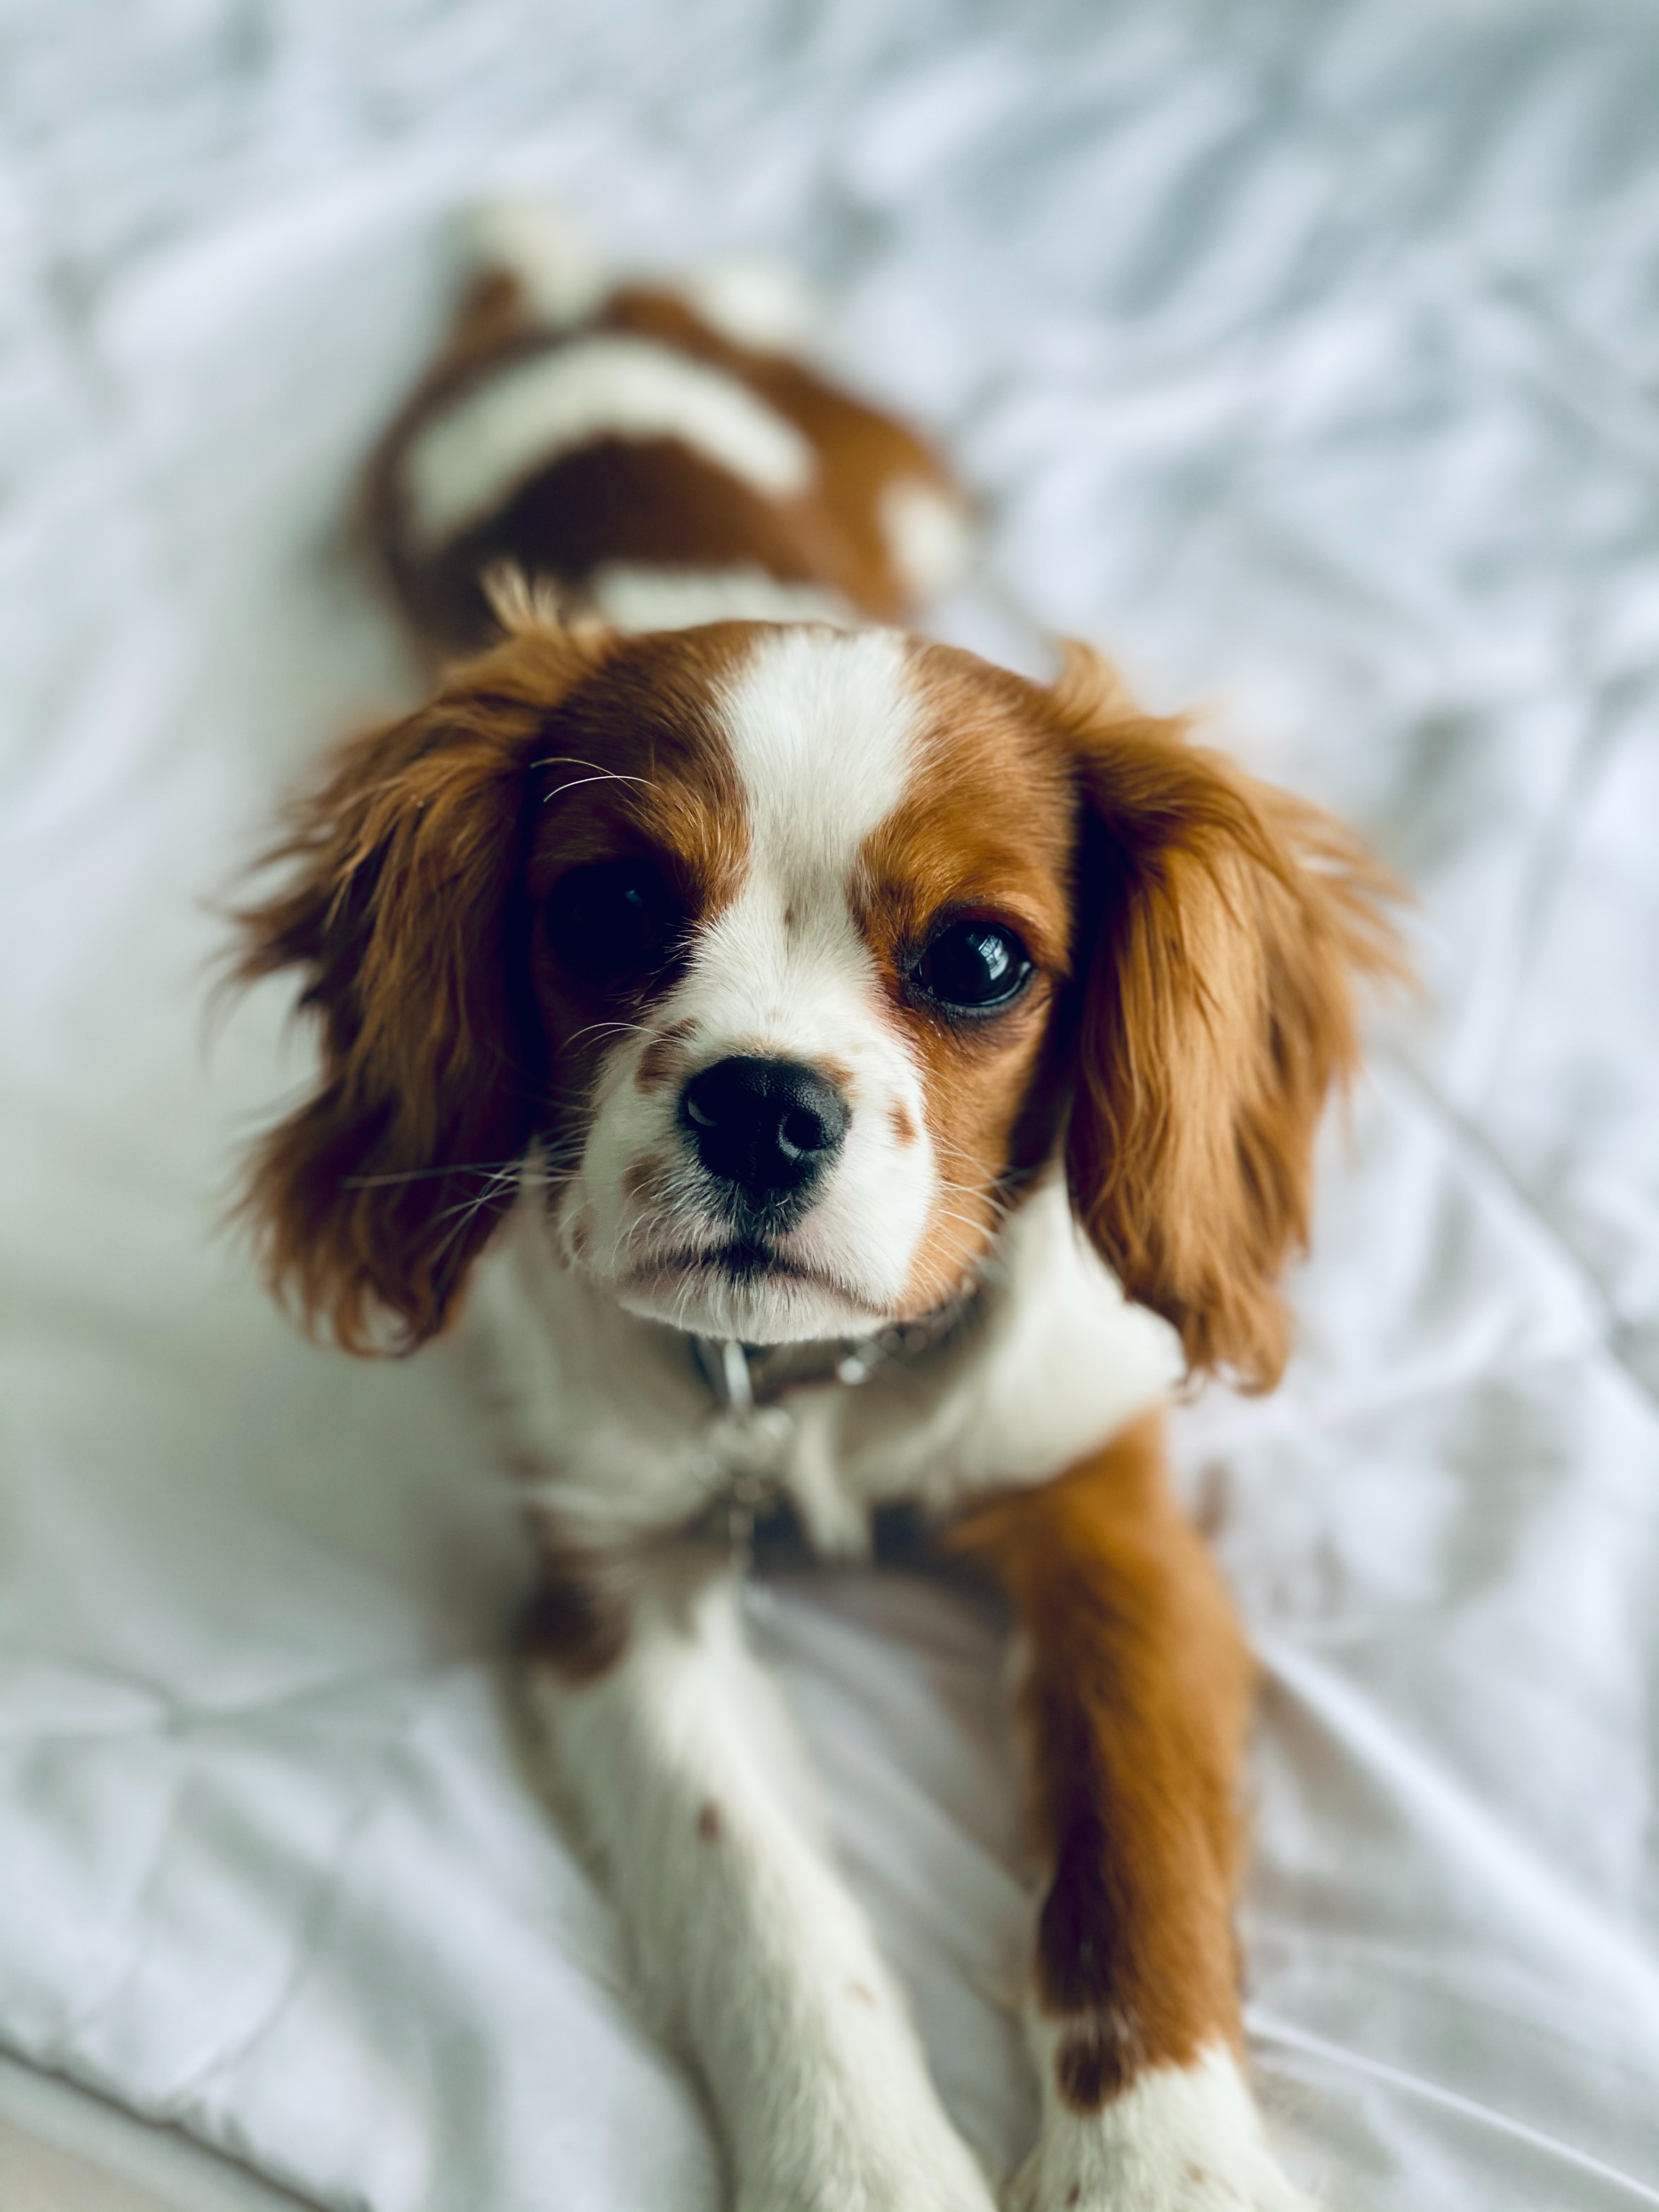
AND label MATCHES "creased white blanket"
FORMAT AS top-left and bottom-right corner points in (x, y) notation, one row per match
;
(2, 3), (1656, 2208)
